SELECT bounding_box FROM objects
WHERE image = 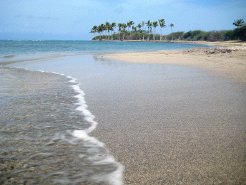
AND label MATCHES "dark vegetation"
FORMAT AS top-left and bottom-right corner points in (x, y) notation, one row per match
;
(90, 19), (246, 41)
